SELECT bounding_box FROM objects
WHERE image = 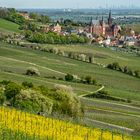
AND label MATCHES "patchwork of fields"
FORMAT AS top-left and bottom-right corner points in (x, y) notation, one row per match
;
(0, 40), (139, 140)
